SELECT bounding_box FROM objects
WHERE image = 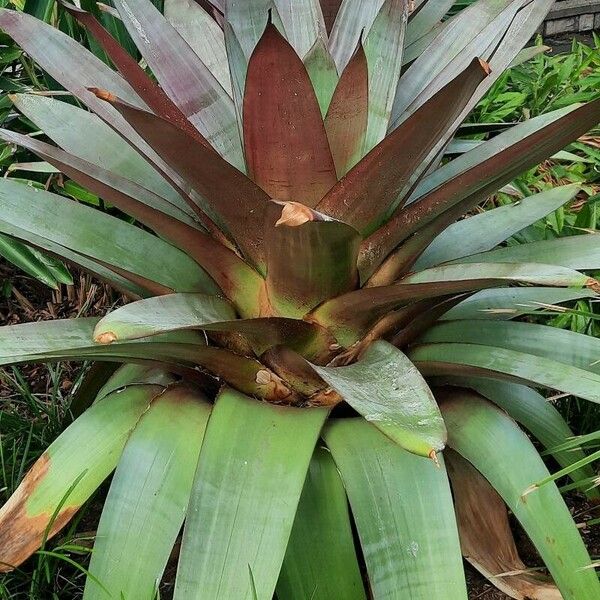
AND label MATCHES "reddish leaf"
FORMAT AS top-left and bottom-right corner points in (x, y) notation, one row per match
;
(243, 22), (337, 207)
(0, 129), (265, 317)
(364, 97), (600, 284)
(92, 90), (273, 271)
(61, 2), (208, 147)
(316, 58), (490, 234)
(324, 41), (368, 177)
(265, 203), (360, 318)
